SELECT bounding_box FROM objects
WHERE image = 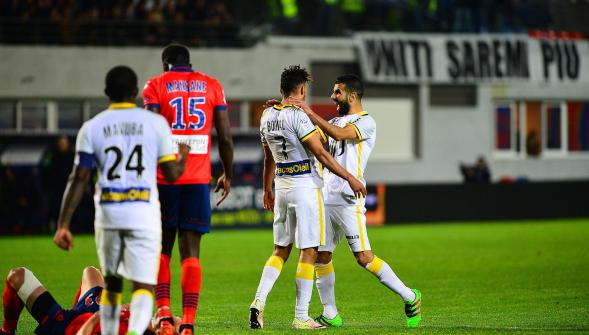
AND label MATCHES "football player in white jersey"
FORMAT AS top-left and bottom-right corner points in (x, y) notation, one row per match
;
(249, 66), (367, 330)
(286, 74), (422, 329)
(53, 66), (189, 335)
